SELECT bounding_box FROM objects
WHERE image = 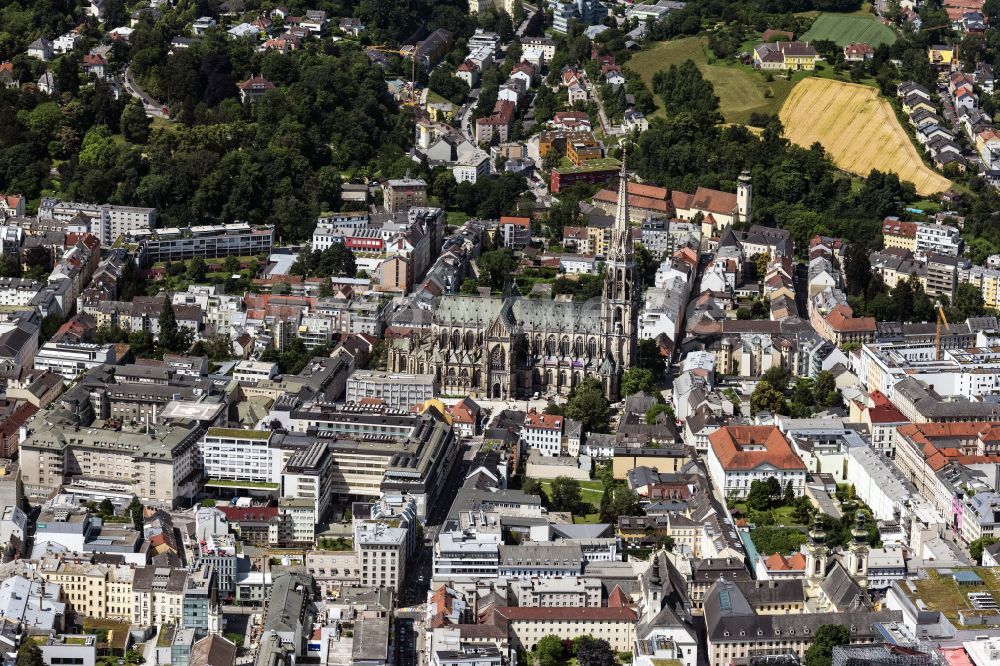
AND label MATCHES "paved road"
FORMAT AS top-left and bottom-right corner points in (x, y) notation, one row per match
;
(124, 66), (170, 119)
(459, 89), (479, 141)
(587, 80), (621, 136)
